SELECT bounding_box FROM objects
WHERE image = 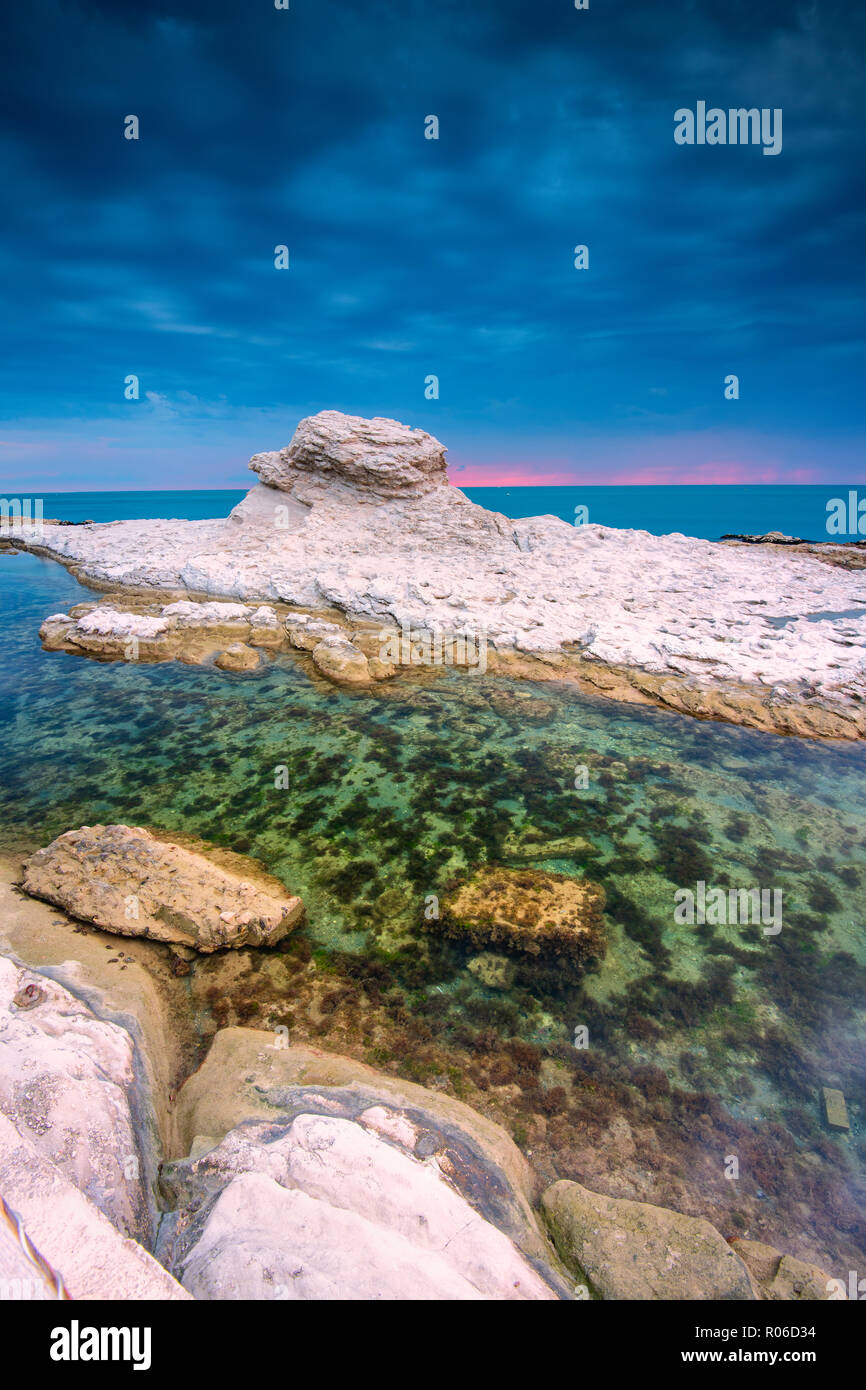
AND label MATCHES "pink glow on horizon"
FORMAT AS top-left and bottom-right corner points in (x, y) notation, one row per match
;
(450, 459), (821, 487)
